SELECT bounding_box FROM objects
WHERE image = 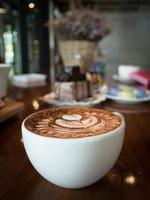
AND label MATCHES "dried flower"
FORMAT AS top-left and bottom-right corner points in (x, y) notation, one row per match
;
(54, 9), (110, 41)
